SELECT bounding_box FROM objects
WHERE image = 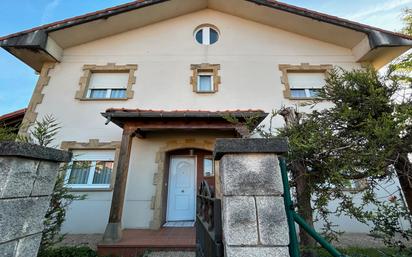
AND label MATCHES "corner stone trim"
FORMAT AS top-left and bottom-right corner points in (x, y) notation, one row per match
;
(18, 62), (55, 136)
